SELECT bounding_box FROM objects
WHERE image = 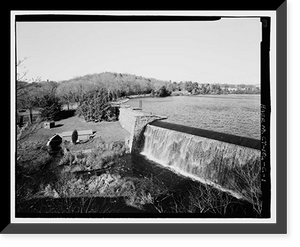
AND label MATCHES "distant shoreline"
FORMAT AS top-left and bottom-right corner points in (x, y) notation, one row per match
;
(126, 92), (260, 100)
